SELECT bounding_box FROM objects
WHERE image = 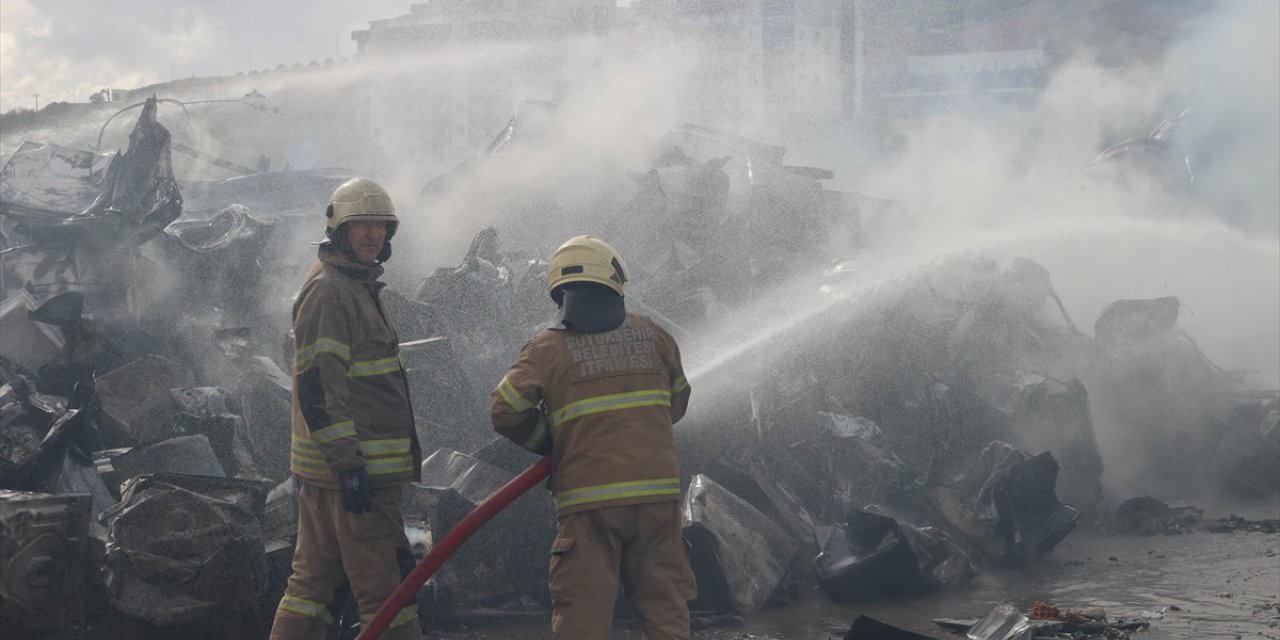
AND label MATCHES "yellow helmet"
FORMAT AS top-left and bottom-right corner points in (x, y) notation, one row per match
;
(325, 177), (399, 239)
(548, 235), (629, 299)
